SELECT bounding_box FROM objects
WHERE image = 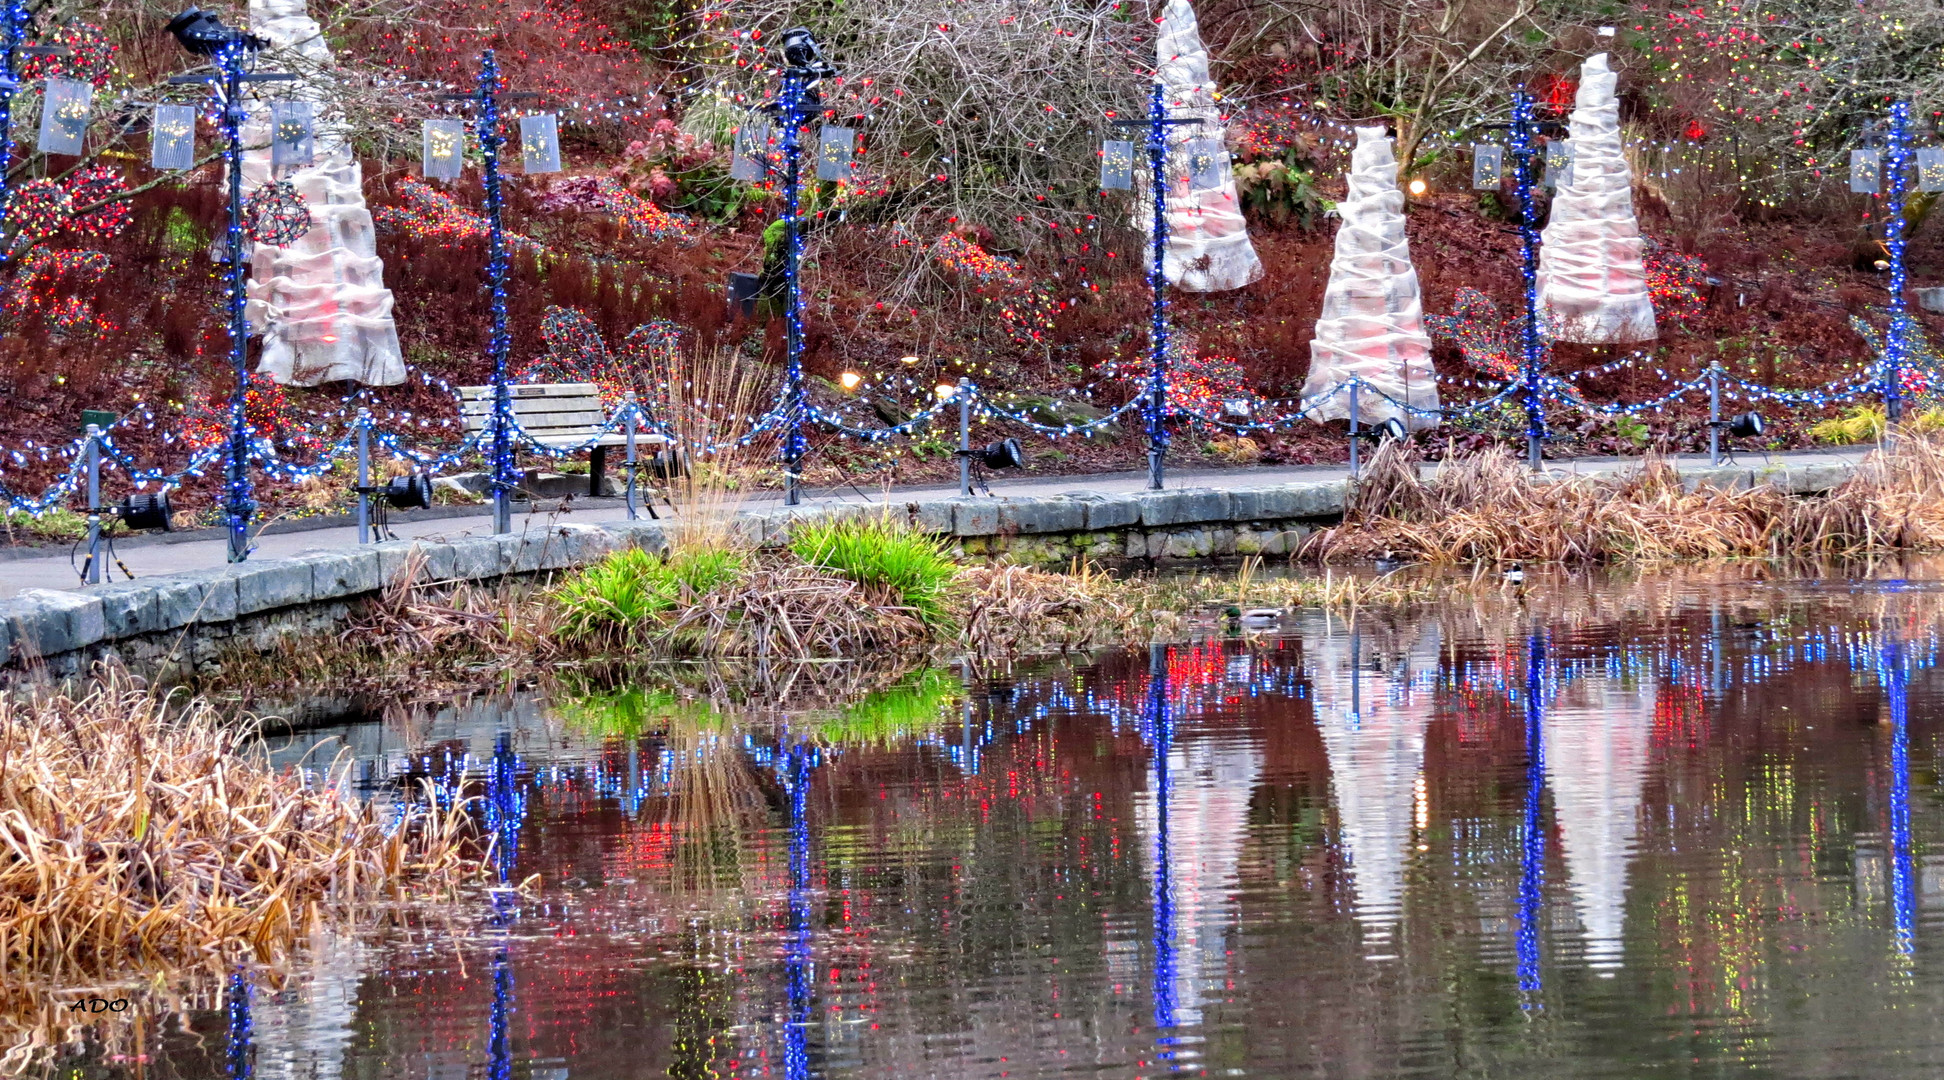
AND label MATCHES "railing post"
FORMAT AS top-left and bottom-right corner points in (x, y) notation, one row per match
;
(355, 409), (372, 543)
(1707, 366), (1721, 467)
(958, 388), (972, 497)
(1348, 382), (1361, 478)
(83, 424), (101, 585)
(624, 392), (639, 521)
